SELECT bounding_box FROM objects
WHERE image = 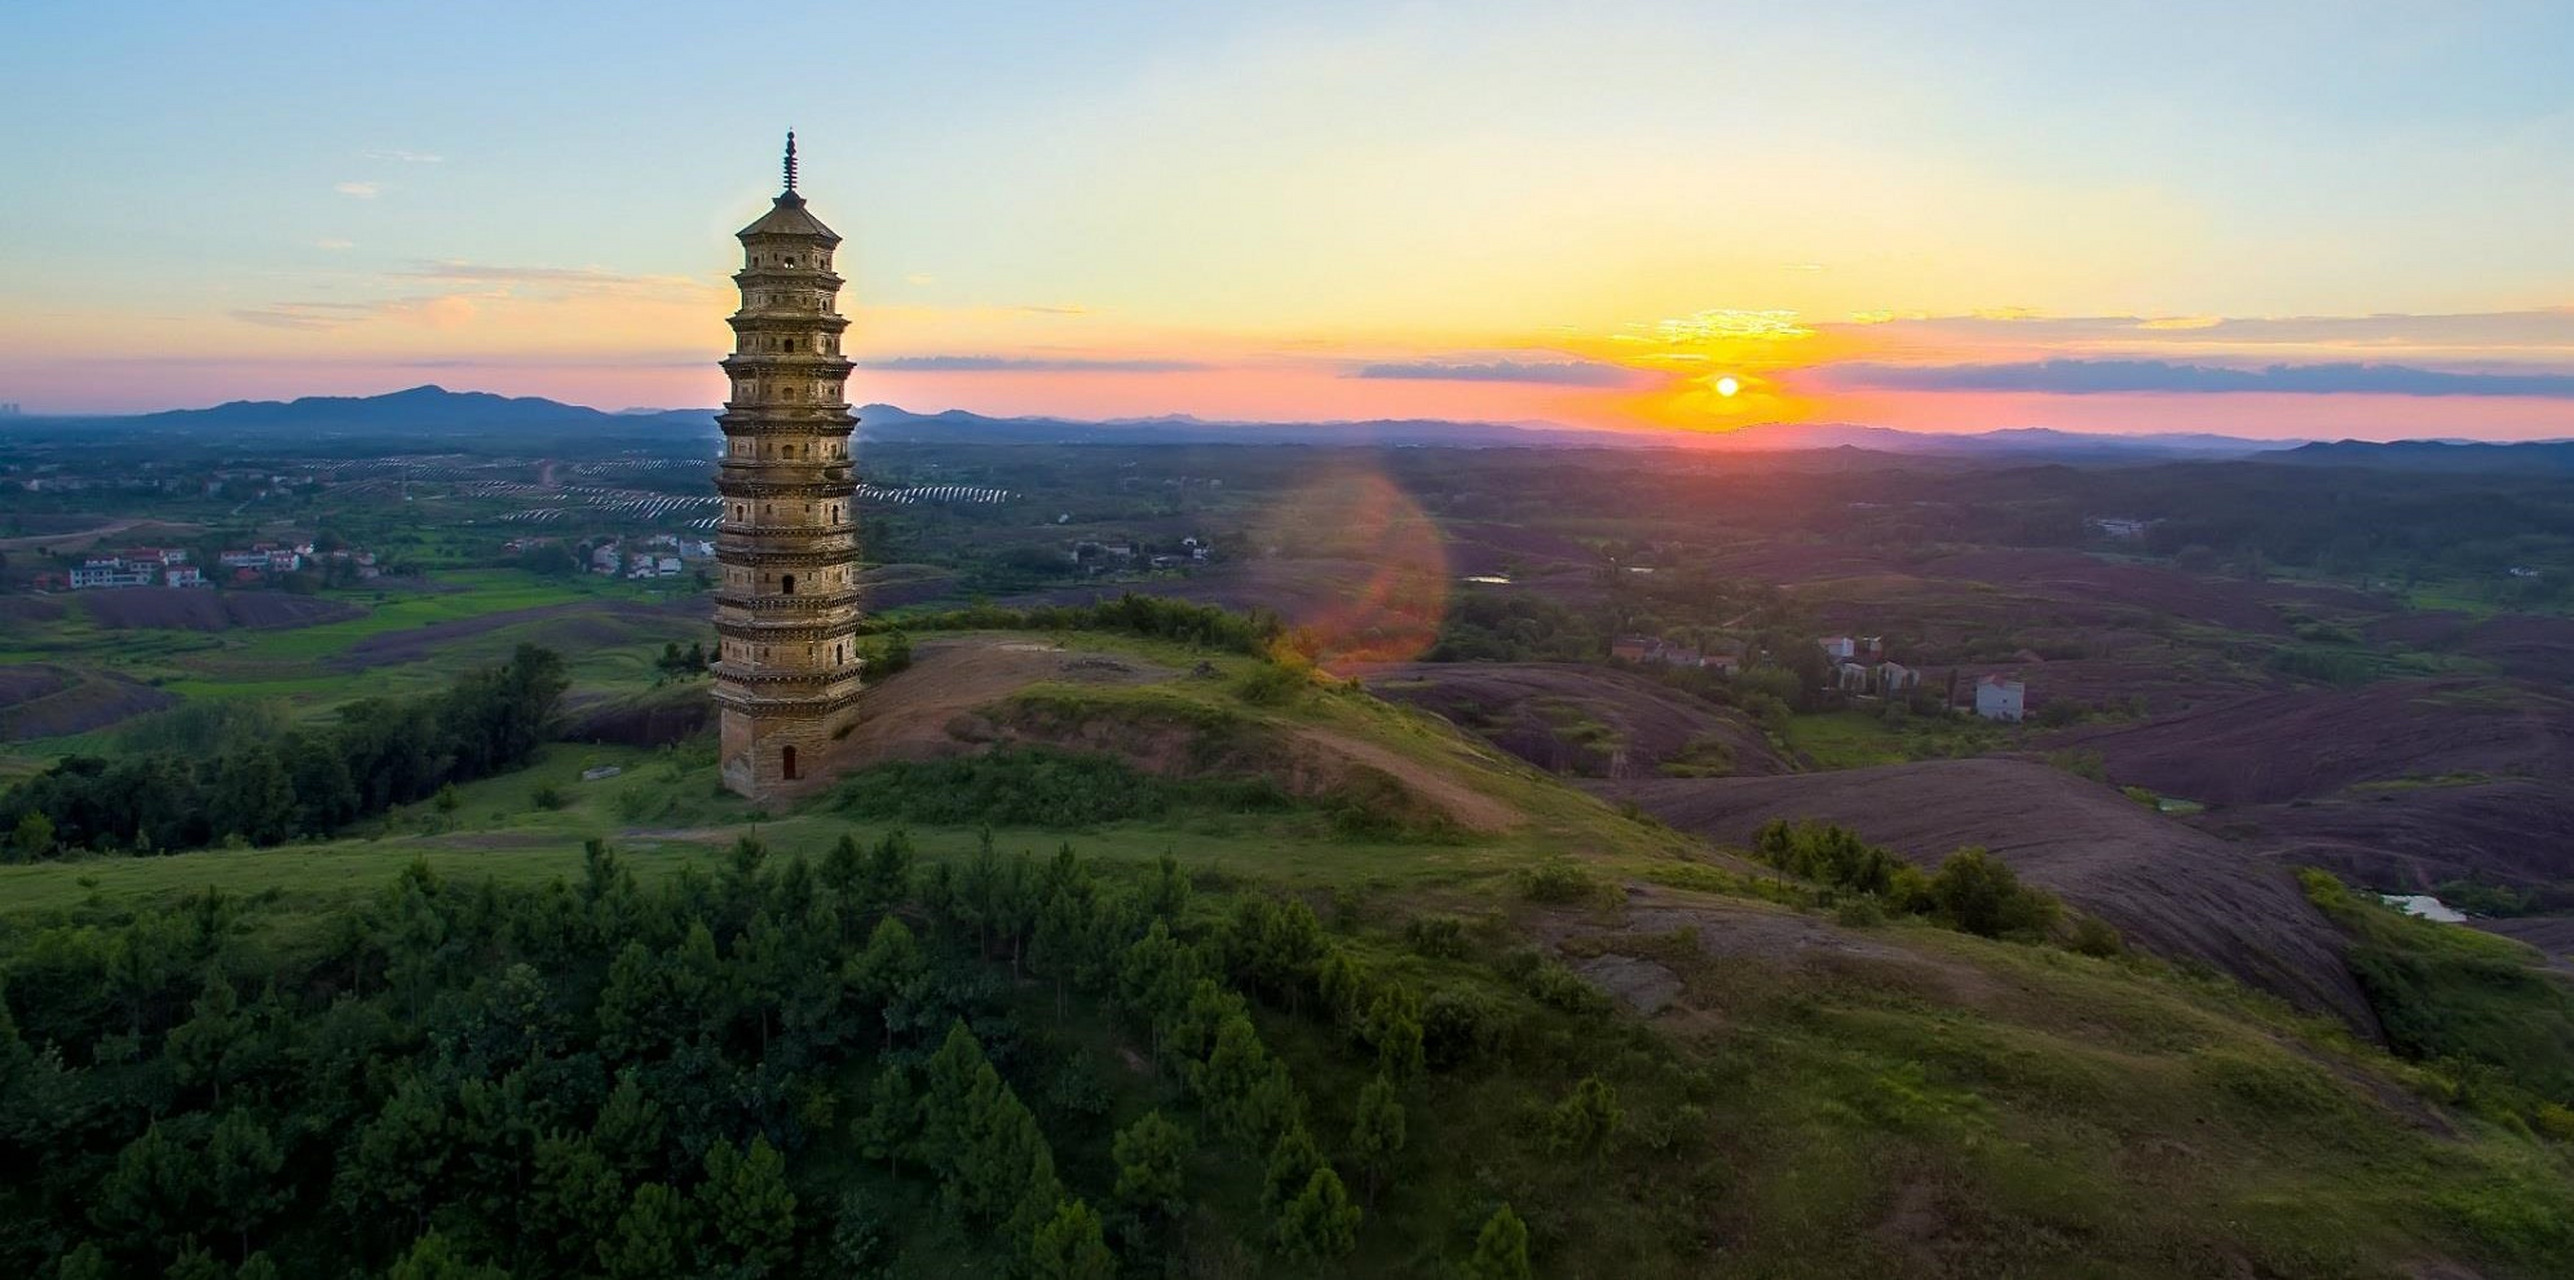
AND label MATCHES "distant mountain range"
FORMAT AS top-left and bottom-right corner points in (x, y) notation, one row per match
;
(12, 384), (2566, 468)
